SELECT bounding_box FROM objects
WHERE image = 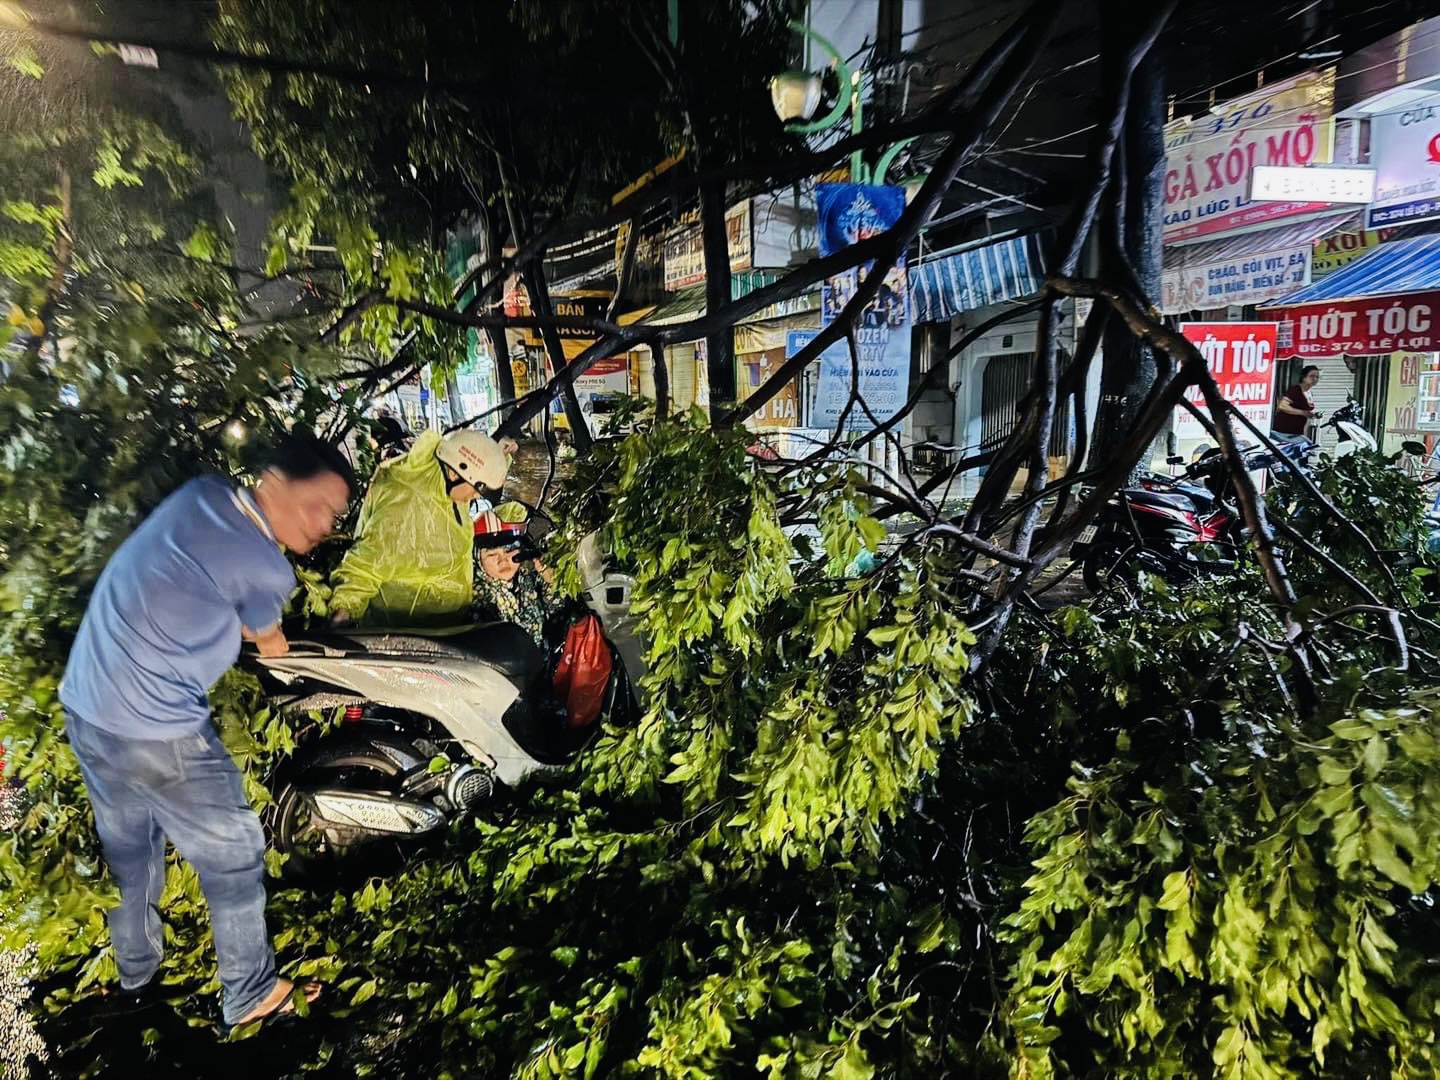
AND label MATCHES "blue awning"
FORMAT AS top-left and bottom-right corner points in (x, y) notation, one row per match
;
(1266, 234), (1440, 306)
(908, 234), (1044, 324)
